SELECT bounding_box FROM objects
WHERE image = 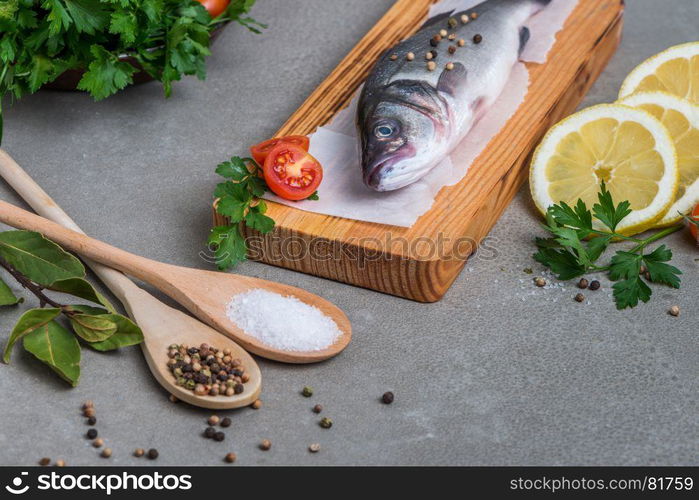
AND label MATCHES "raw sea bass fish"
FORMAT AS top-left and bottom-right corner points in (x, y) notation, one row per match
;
(358, 0), (551, 191)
